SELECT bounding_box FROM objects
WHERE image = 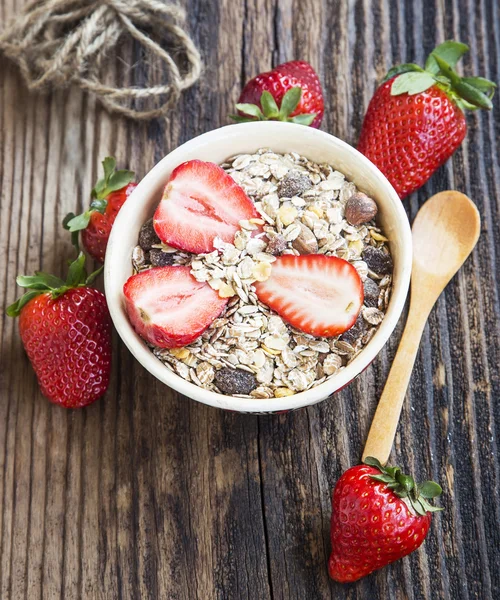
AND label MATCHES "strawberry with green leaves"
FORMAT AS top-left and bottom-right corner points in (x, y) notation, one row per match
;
(231, 60), (324, 127)
(7, 254), (112, 409)
(357, 41), (496, 198)
(64, 157), (136, 262)
(329, 457), (443, 583)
